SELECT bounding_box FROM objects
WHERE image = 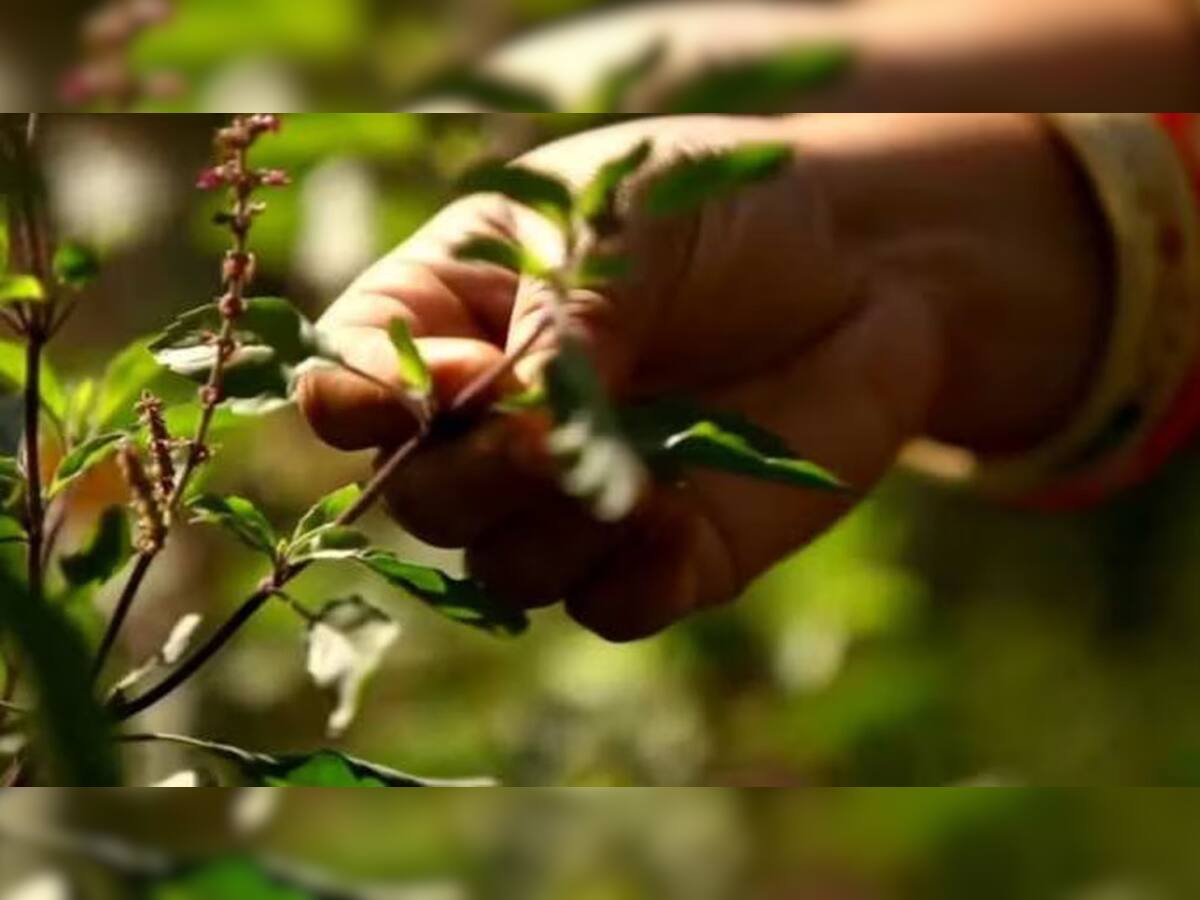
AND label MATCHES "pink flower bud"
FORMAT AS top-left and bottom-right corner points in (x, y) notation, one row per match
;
(245, 114), (281, 135)
(129, 0), (174, 27)
(258, 169), (290, 187)
(196, 166), (228, 191)
(142, 70), (186, 100)
(218, 291), (244, 320)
